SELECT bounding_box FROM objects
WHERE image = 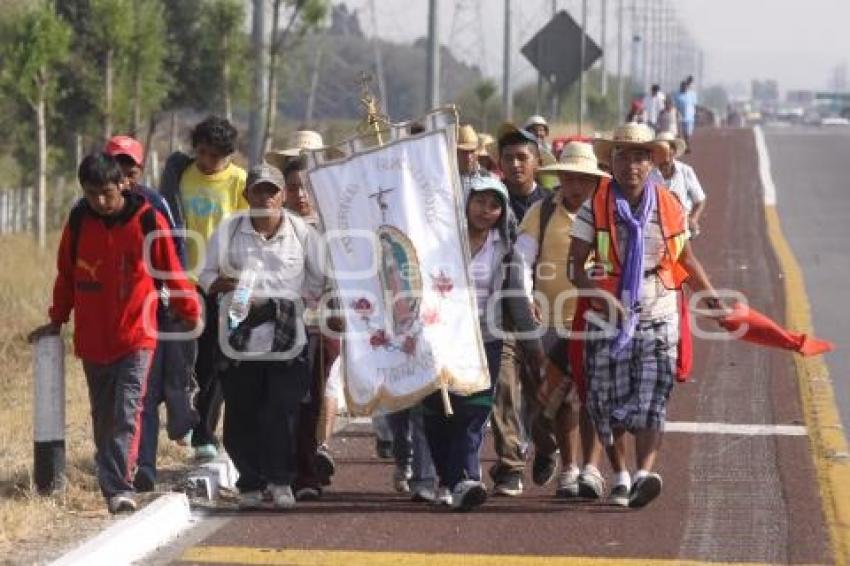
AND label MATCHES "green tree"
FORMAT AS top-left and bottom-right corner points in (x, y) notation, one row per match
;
(263, 0), (330, 150)
(473, 79), (496, 132)
(89, 0), (133, 139)
(200, 0), (248, 121)
(126, 0), (169, 136)
(0, 2), (71, 247)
